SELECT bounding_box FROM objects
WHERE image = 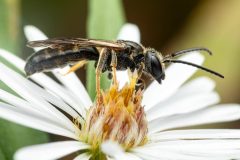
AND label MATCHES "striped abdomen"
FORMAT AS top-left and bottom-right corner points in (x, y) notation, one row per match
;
(24, 47), (99, 76)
